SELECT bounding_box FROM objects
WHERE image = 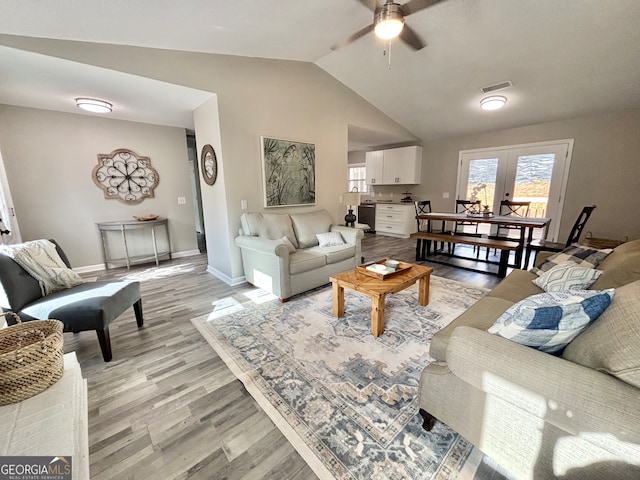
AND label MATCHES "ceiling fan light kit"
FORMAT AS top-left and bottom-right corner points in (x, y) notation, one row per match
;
(75, 98), (113, 113)
(480, 95), (507, 111)
(374, 2), (405, 40)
